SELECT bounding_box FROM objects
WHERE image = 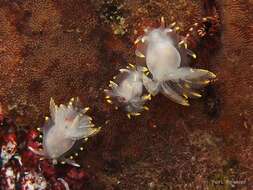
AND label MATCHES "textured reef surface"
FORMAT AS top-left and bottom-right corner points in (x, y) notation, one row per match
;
(0, 0), (252, 189)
